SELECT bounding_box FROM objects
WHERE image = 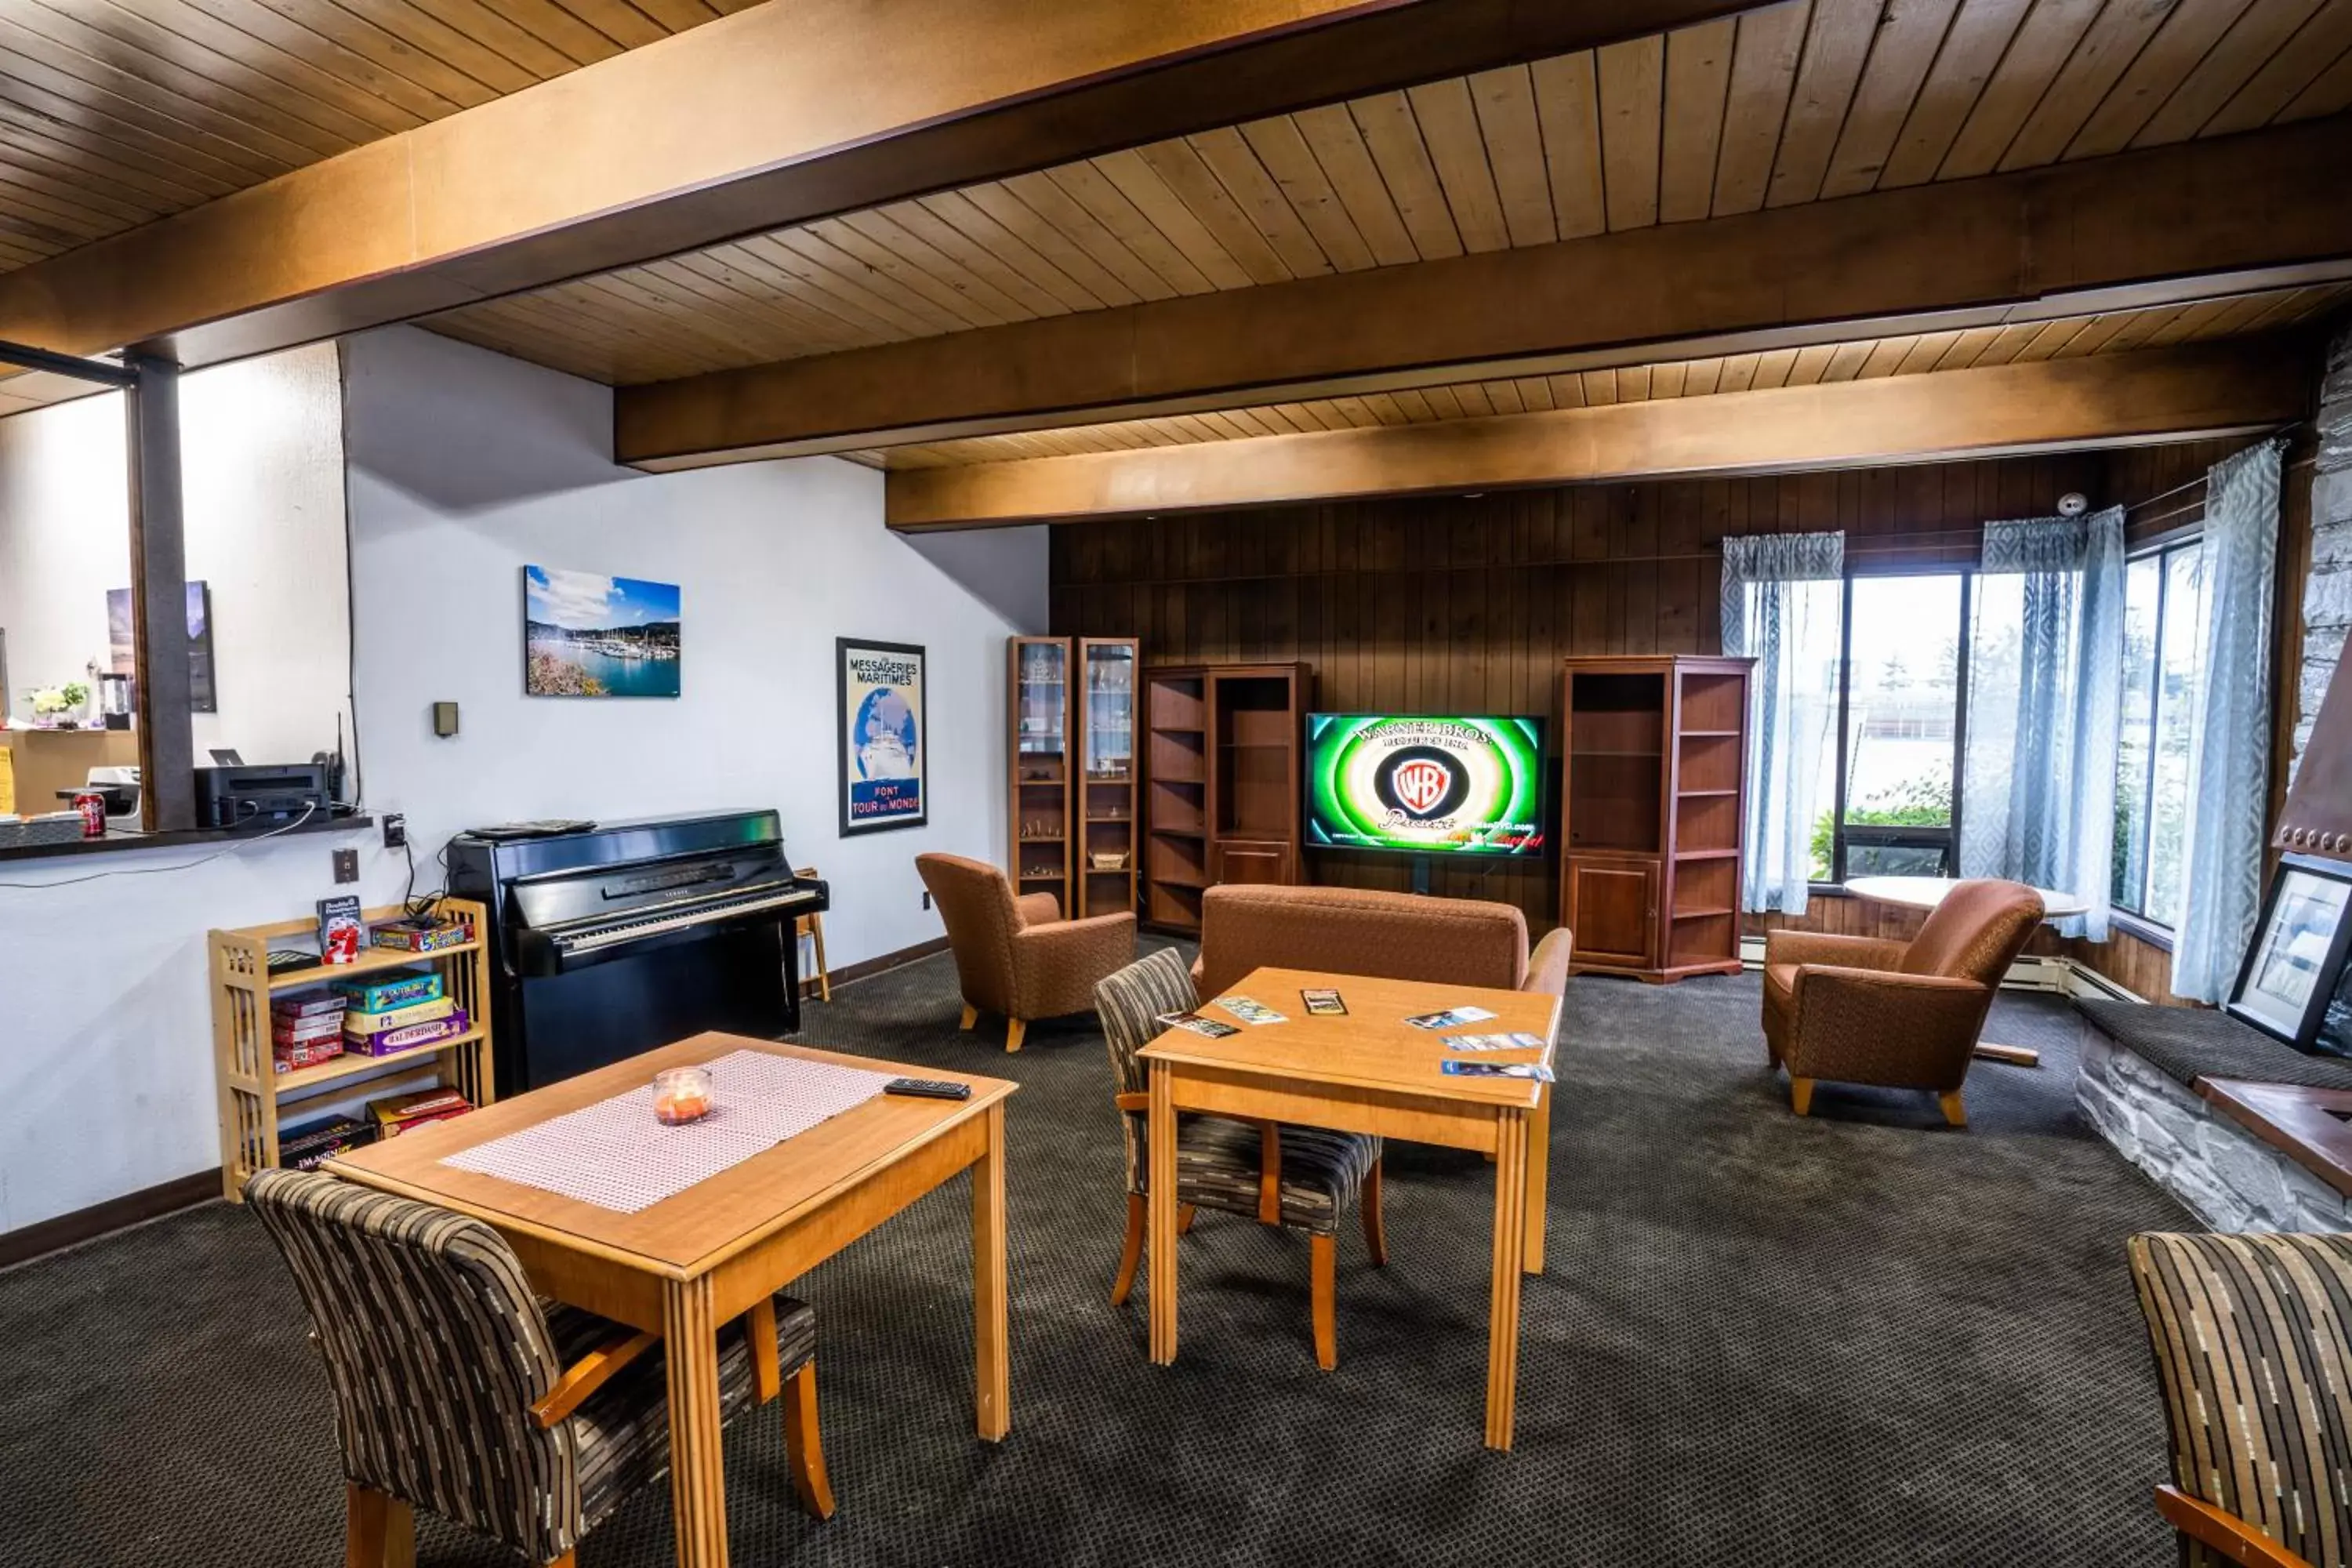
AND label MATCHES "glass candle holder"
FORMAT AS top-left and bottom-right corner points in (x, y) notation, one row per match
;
(652, 1065), (715, 1126)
